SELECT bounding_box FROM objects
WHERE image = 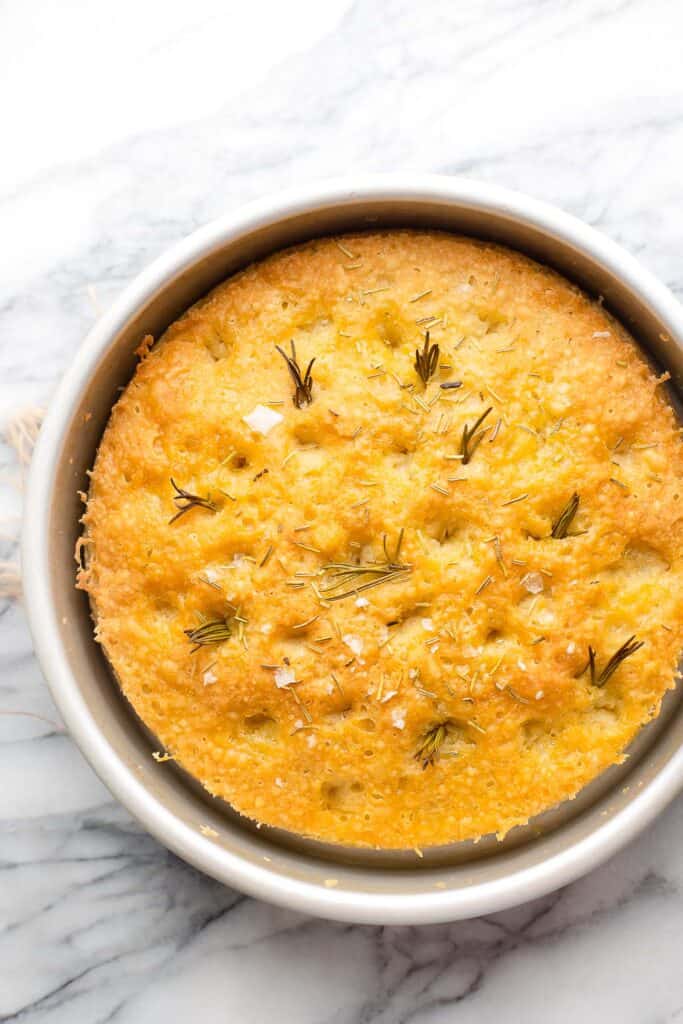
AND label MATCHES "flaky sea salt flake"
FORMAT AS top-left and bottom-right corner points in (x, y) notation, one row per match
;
(274, 666), (296, 688)
(521, 571), (544, 594)
(243, 404), (283, 435)
(343, 633), (363, 656)
(391, 707), (406, 730)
